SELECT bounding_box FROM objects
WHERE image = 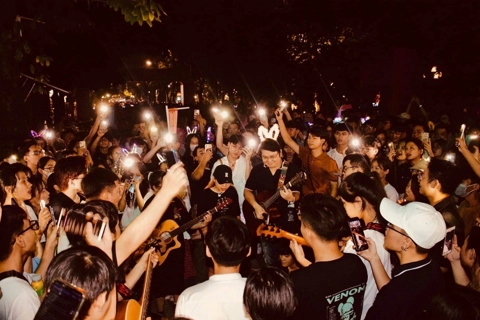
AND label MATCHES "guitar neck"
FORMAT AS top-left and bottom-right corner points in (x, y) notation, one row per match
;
(169, 208), (217, 238)
(262, 180), (294, 209)
(140, 254), (154, 320)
